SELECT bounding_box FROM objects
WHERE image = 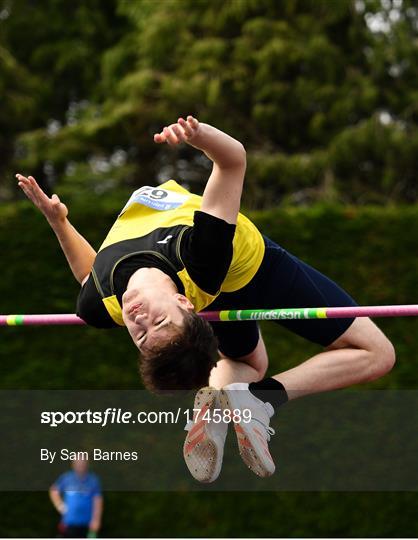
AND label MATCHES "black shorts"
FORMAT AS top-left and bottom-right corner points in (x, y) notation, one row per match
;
(58, 523), (89, 538)
(205, 236), (358, 358)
